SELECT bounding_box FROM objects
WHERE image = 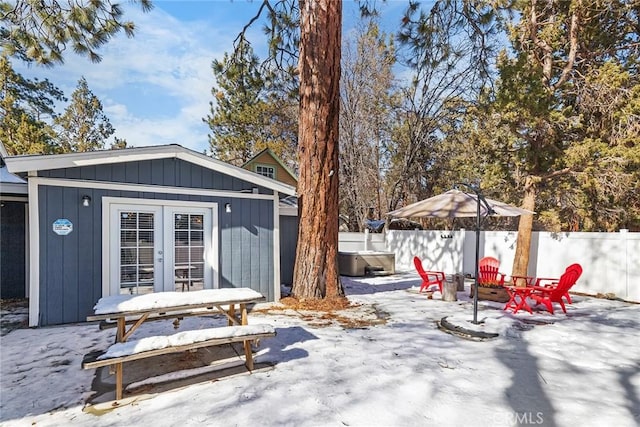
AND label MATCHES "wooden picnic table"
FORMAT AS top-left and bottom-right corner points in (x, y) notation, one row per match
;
(84, 288), (274, 401)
